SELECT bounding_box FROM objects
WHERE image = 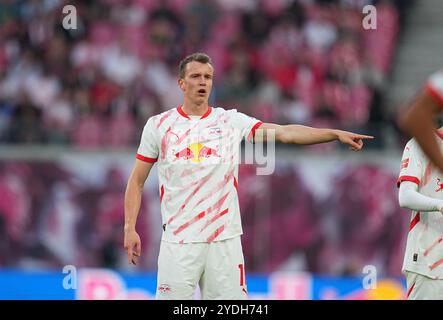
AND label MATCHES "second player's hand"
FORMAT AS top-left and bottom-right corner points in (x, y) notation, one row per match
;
(124, 228), (141, 265)
(336, 131), (374, 151)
